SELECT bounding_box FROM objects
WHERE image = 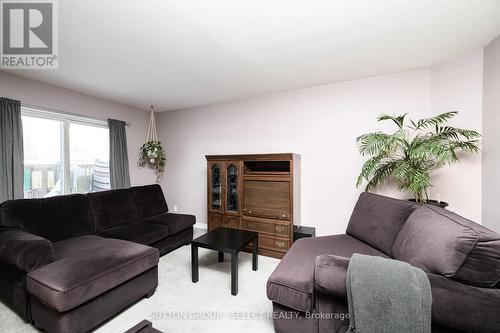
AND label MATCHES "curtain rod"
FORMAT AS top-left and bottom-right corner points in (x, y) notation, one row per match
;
(21, 103), (131, 127)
